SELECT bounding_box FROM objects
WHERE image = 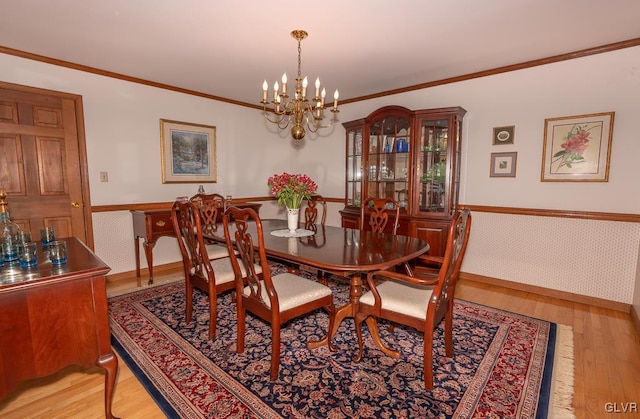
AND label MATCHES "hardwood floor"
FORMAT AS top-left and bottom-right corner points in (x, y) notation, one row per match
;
(1, 270), (639, 418)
